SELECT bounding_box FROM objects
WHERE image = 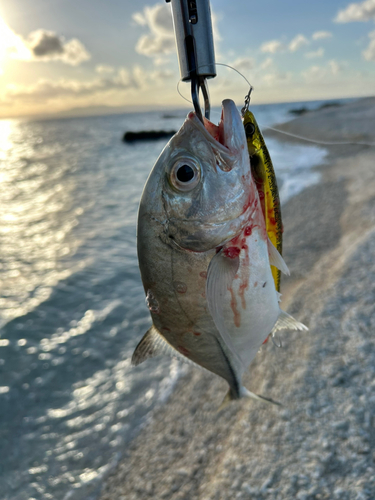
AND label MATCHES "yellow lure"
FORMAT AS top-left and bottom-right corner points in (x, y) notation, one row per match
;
(242, 110), (283, 292)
